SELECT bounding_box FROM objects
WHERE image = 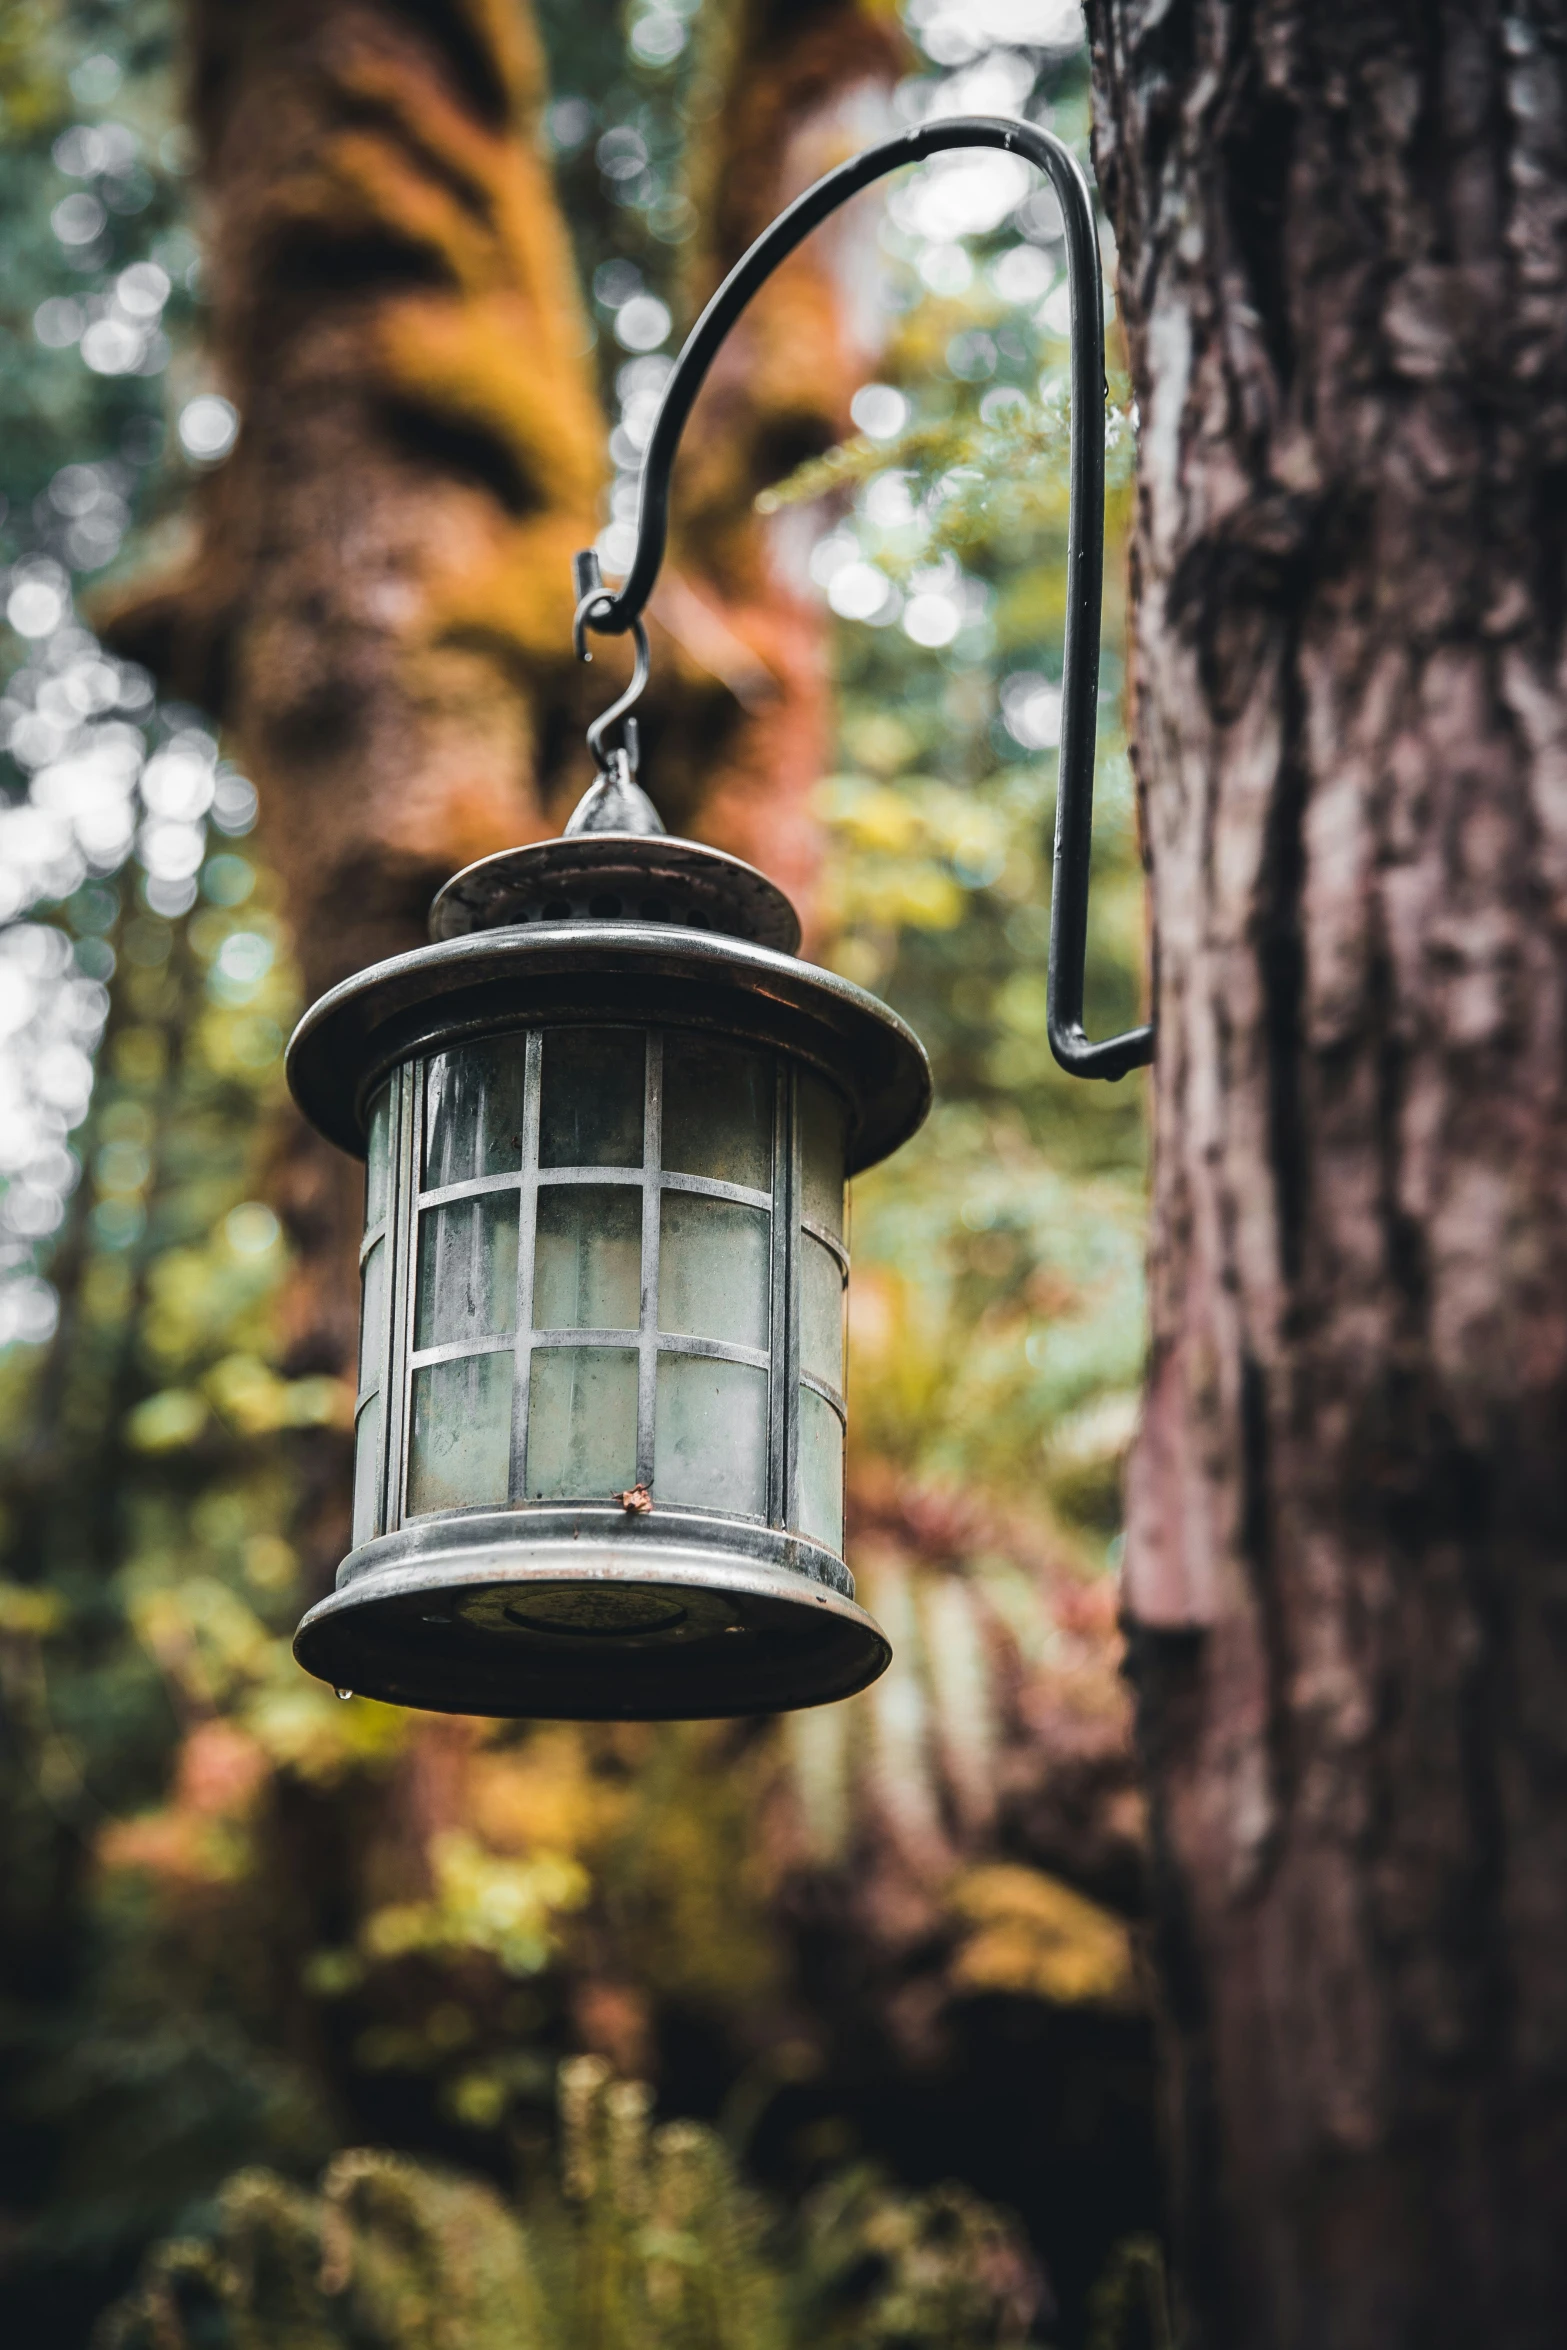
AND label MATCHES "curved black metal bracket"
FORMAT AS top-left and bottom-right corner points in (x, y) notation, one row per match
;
(573, 114), (1153, 1082)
